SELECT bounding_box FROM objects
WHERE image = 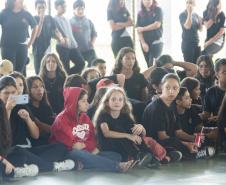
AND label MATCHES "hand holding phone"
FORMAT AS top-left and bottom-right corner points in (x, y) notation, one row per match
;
(11, 94), (29, 105)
